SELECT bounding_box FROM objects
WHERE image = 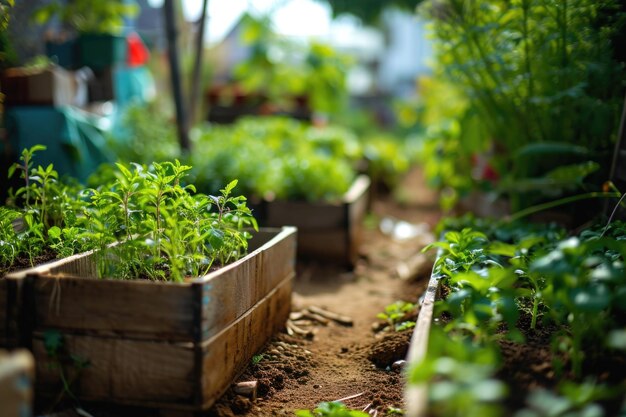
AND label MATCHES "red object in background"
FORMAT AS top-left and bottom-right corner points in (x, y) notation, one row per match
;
(127, 32), (149, 67)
